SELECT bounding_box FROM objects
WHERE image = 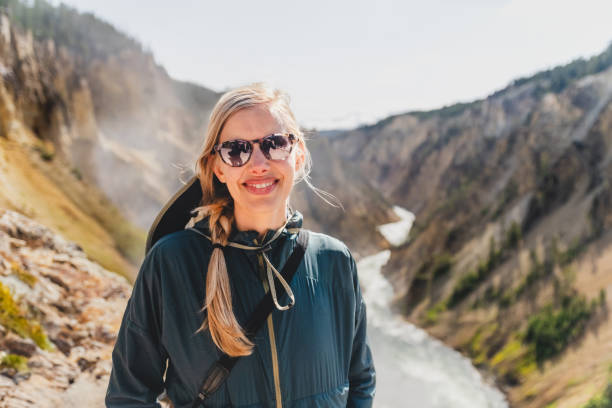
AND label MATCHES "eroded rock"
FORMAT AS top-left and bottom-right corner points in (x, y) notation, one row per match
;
(0, 208), (131, 406)
(3, 334), (37, 357)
